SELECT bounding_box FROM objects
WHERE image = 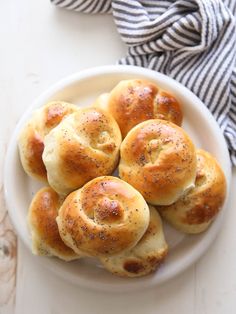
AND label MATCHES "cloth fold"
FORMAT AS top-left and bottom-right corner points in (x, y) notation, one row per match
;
(51, 0), (236, 165)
